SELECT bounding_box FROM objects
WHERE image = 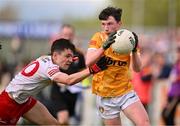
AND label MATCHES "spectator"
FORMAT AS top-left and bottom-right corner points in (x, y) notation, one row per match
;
(152, 52), (172, 79)
(161, 47), (180, 125)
